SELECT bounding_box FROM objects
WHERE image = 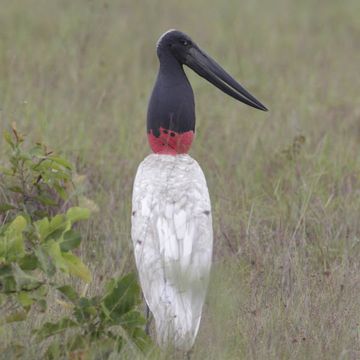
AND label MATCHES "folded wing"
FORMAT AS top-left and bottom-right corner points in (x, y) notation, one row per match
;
(131, 154), (213, 351)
